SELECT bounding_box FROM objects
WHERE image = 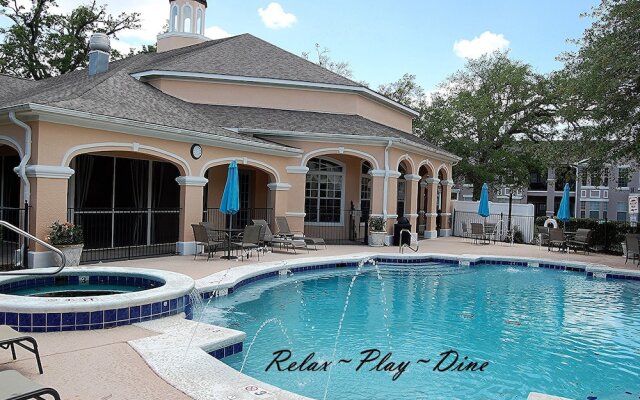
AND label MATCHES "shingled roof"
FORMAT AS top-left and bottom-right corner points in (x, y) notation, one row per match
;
(0, 33), (457, 159)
